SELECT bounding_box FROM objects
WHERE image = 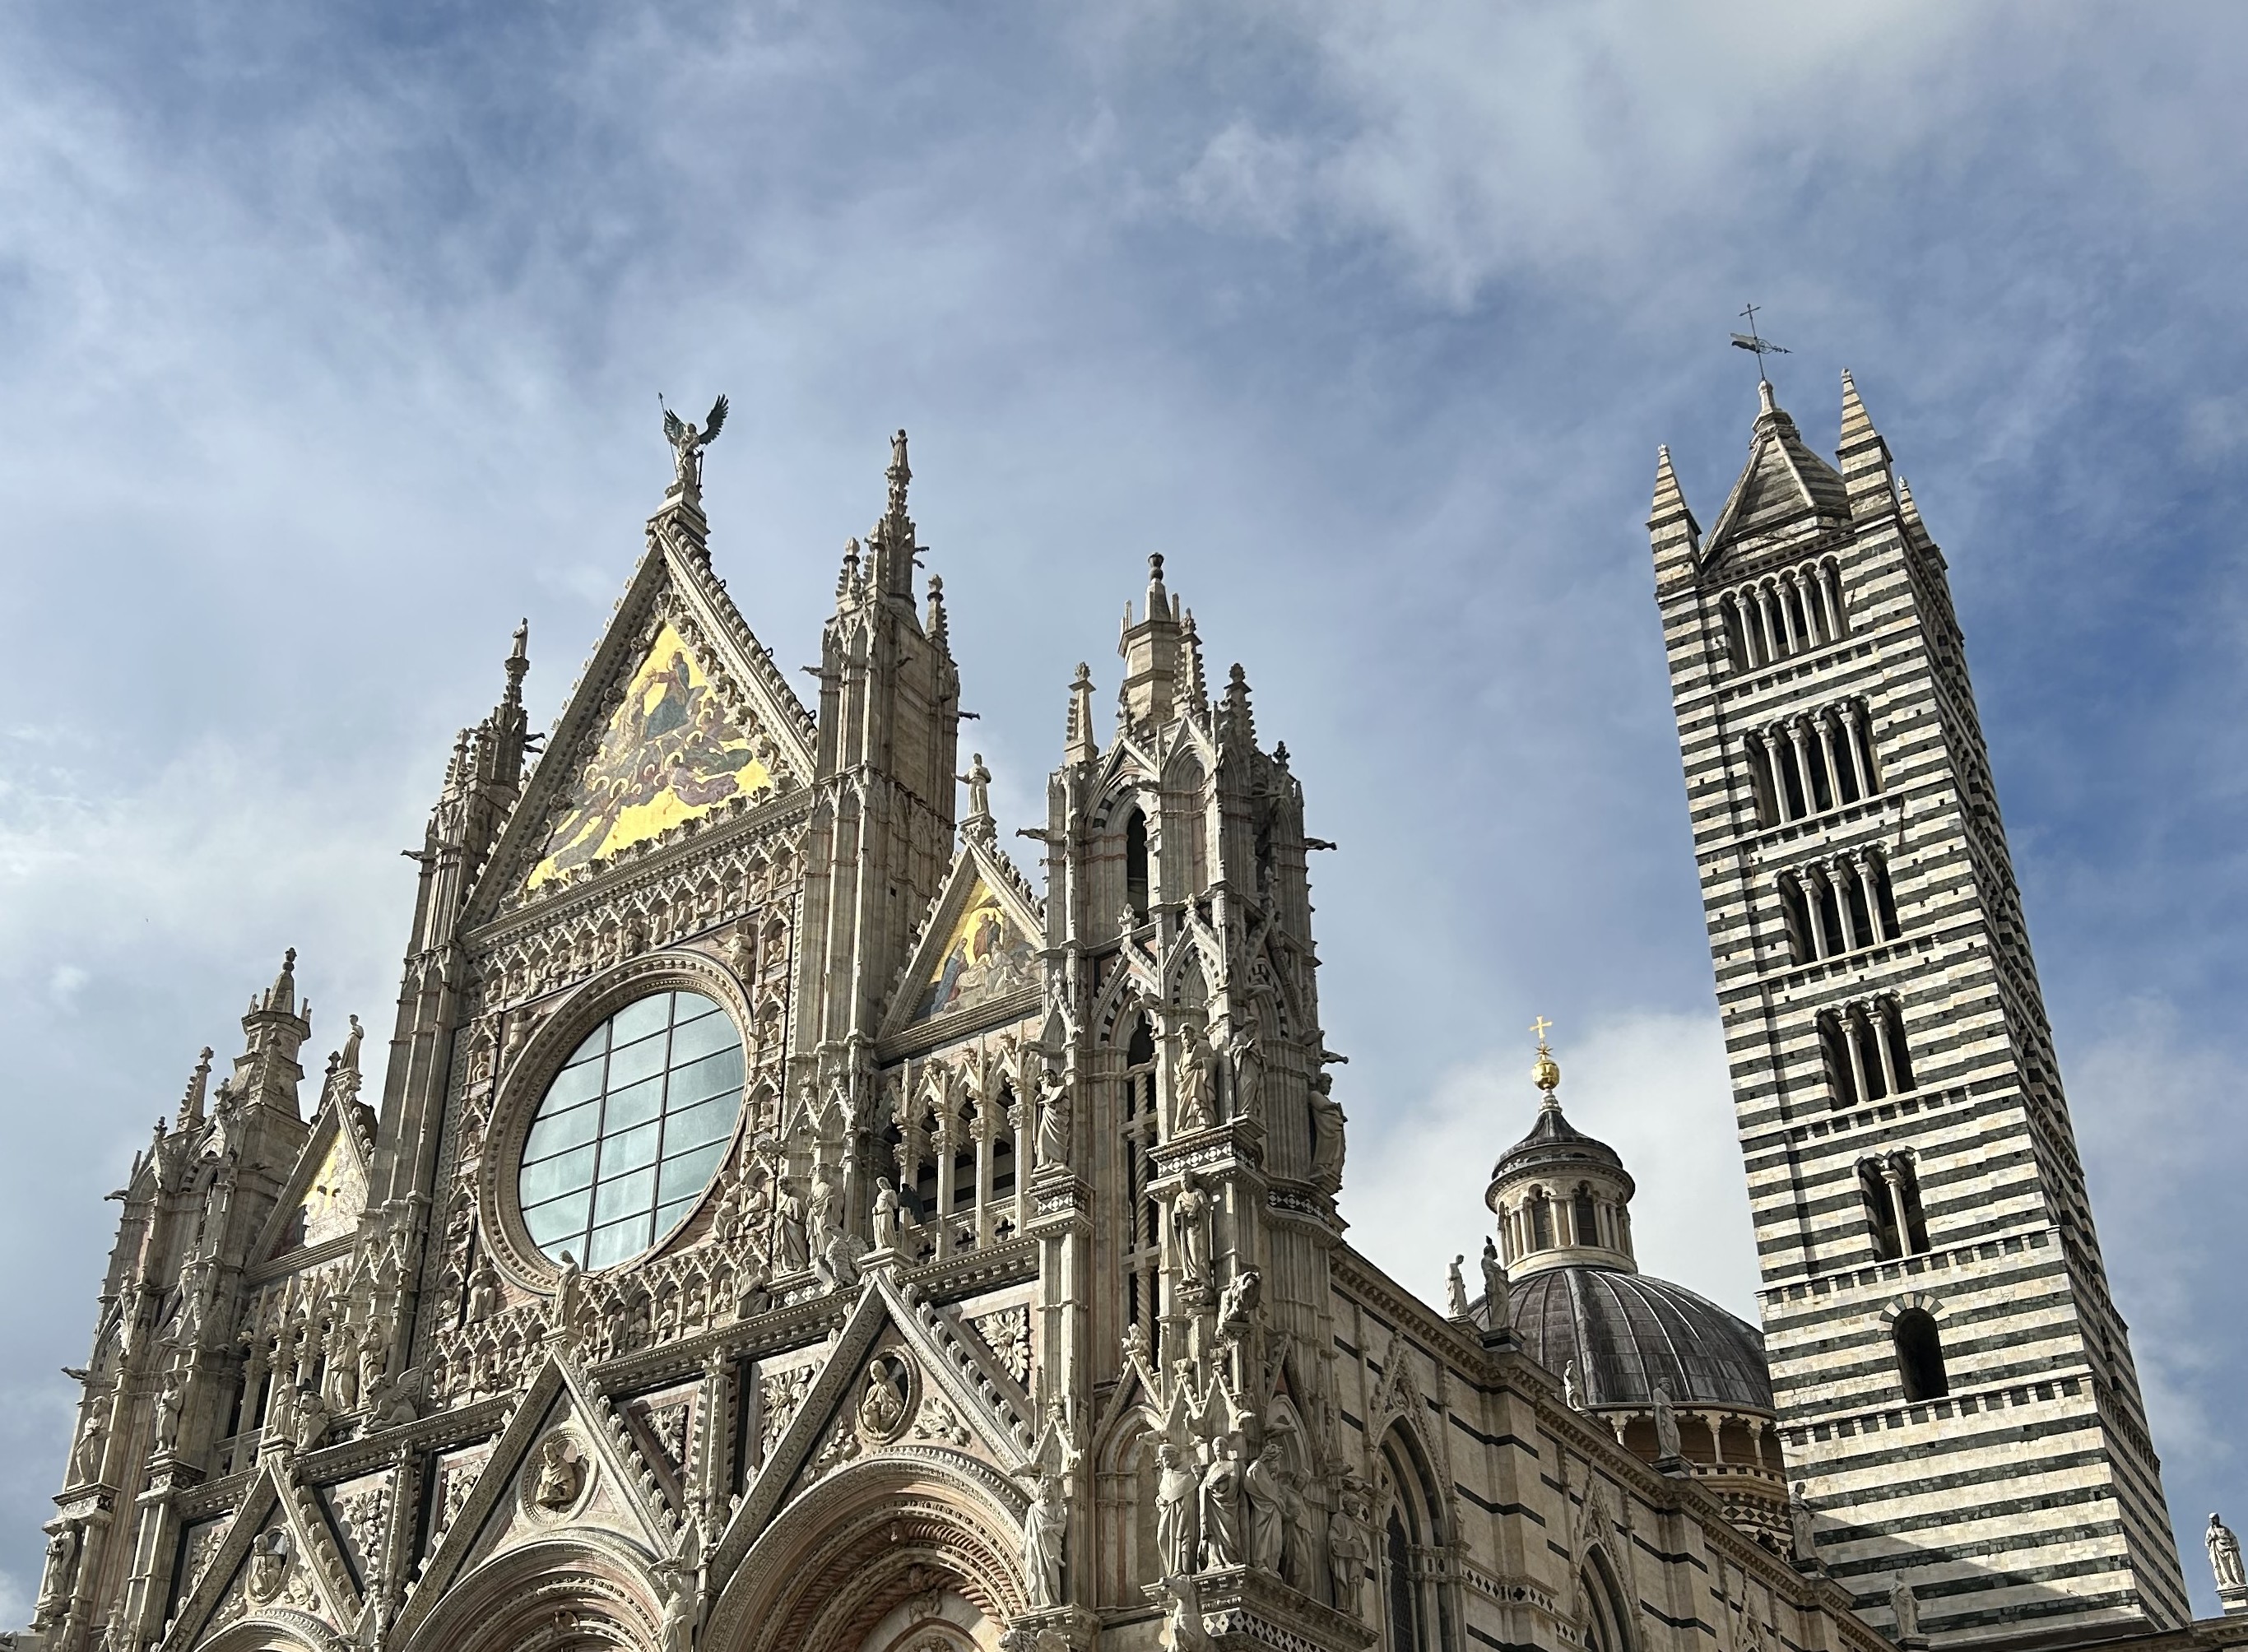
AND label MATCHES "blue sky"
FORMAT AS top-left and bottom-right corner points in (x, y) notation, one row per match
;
(2, 0), (2246, 1620)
